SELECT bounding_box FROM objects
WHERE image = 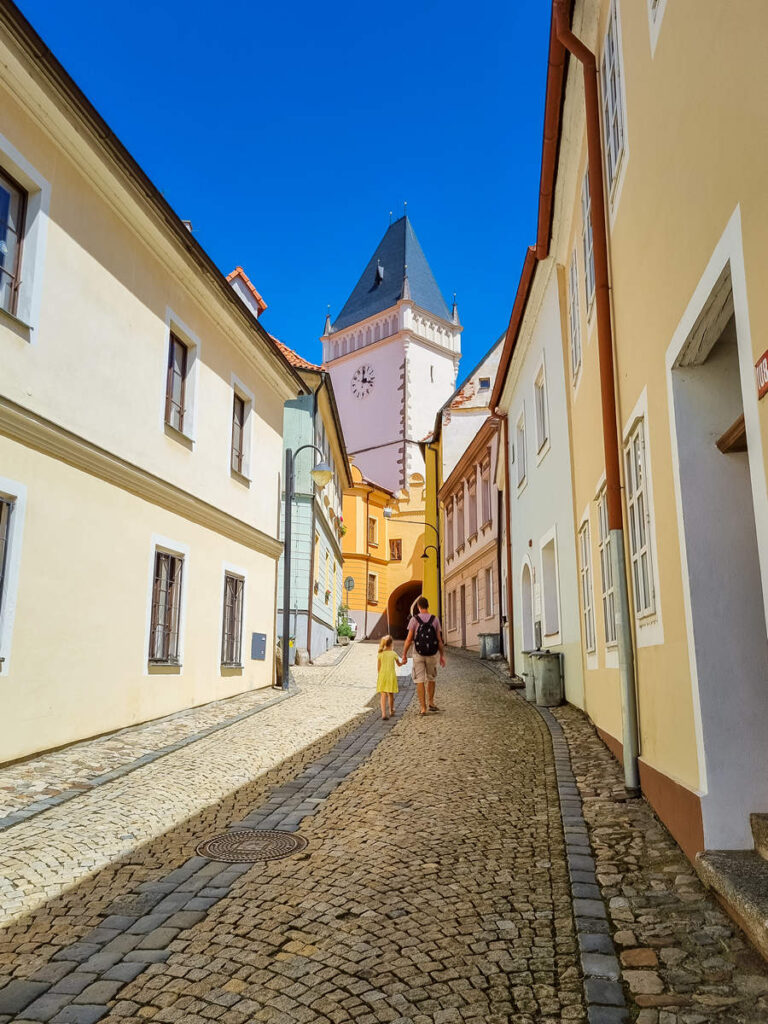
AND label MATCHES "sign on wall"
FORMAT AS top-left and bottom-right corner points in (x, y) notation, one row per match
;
(756, 350), (768, 400)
